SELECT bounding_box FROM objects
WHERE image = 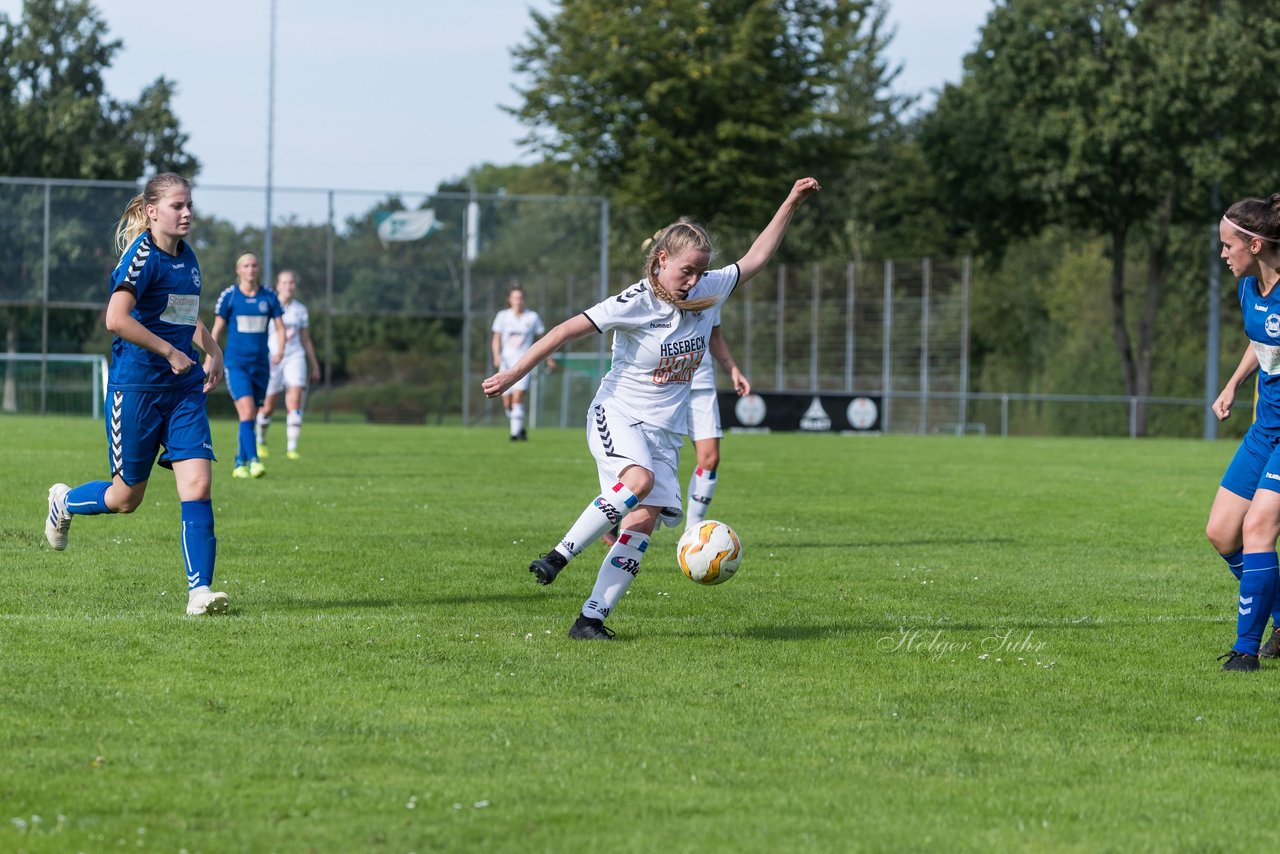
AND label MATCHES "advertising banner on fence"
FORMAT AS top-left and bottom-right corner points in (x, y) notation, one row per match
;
(718, 391), (882, 434)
